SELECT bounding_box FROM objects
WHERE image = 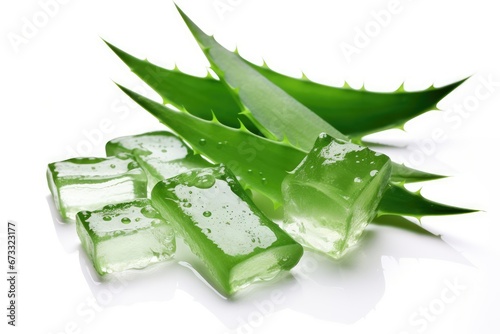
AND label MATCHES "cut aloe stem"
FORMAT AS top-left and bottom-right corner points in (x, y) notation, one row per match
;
(282, 133), (392, 258)
(76, 199), (175, 275)
(106, 131), (212, 194)
(47, 154), (147, 221)
(151, 165), (303, 295)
